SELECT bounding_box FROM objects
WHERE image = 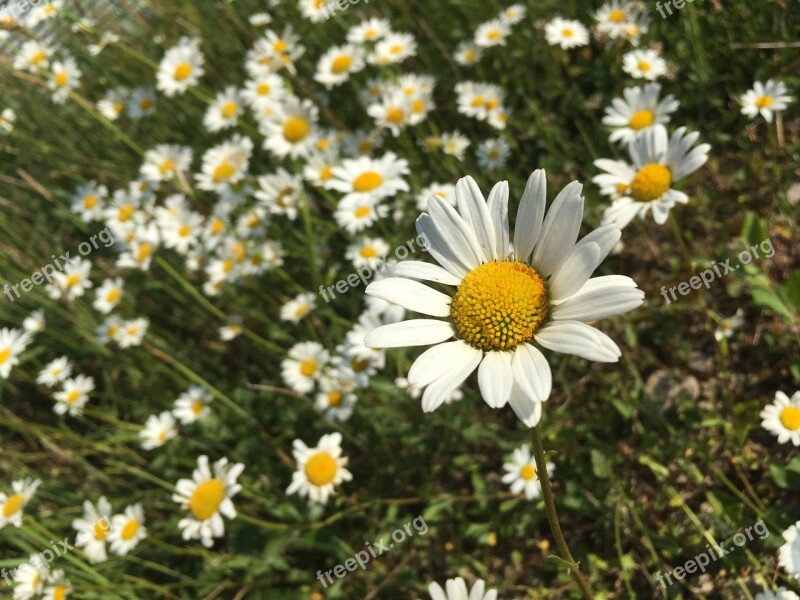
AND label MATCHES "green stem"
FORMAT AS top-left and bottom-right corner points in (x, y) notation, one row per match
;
(531, 426), (593, 600)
